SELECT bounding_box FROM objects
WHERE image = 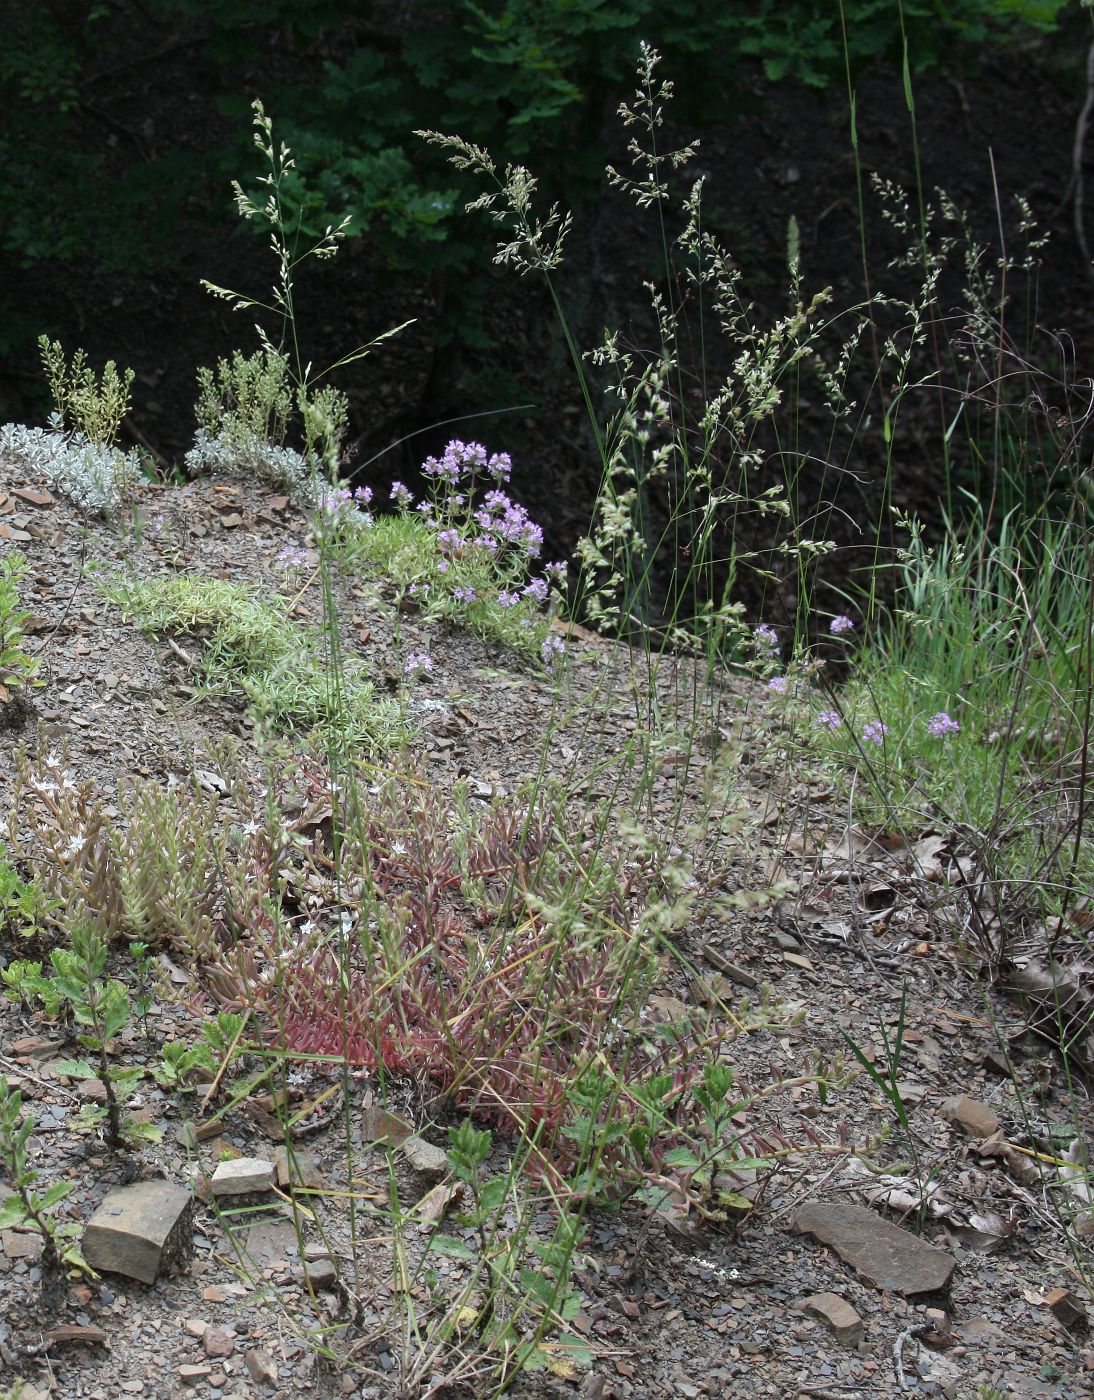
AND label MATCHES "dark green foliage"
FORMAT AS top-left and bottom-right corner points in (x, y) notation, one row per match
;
(0, 1), (1071, 373)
